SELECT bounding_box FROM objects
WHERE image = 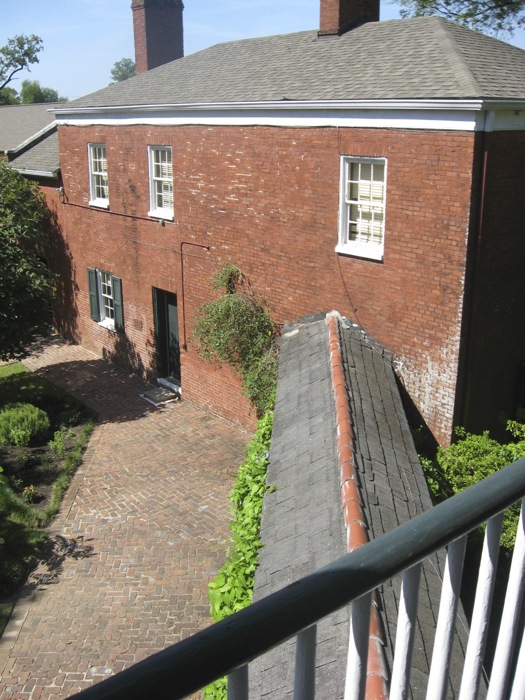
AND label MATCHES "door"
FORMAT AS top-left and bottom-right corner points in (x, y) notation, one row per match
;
(153, 288), (181, 383)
